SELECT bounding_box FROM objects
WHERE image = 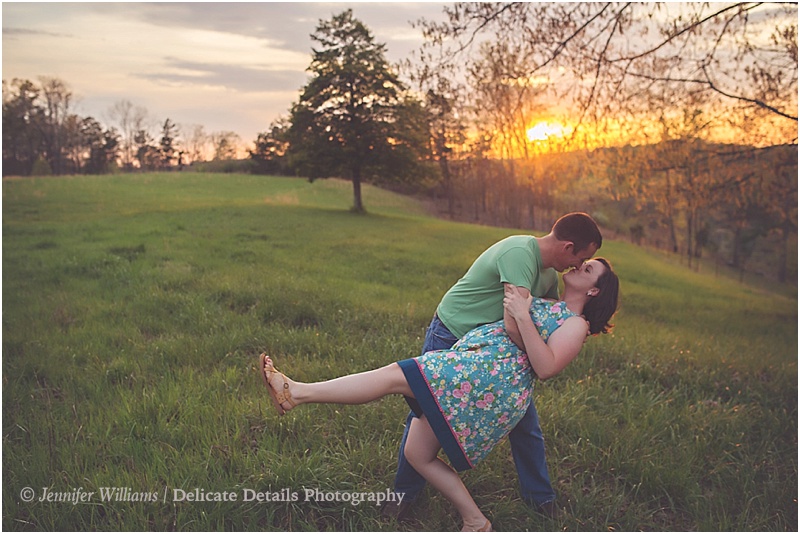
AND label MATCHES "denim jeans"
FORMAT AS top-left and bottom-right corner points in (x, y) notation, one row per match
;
(393, 314), (556, 507)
